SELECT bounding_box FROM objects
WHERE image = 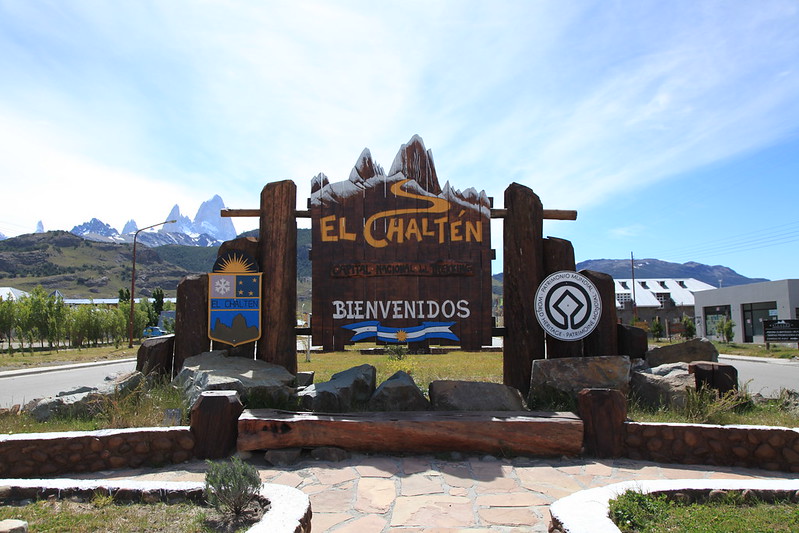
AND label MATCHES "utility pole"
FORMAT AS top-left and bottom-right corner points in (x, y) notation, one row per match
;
(630, 252), (637, 322)
(128, 220), (175, 348)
